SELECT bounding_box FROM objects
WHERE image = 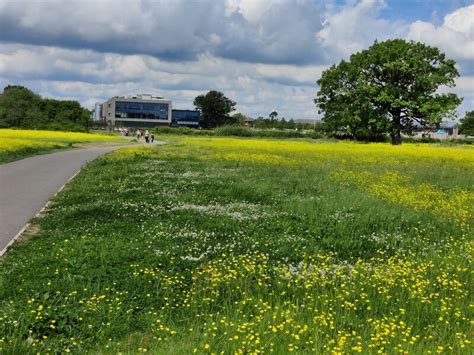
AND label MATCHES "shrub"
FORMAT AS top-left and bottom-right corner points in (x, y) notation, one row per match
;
(402, 136), (441, 144)
(152, 125), (326, 140)
(153, 126), (215, 136)
(214, 126), (326, 140)
(214, 126), (255, 137)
